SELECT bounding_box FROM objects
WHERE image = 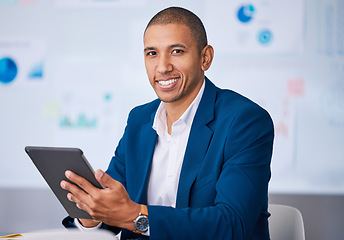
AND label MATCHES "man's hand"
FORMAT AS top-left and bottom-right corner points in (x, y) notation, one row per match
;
(60, 169), (141, 231)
